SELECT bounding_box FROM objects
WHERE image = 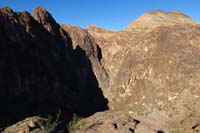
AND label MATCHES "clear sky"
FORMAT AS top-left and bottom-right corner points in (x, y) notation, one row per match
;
(0, 0), (199, 30)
